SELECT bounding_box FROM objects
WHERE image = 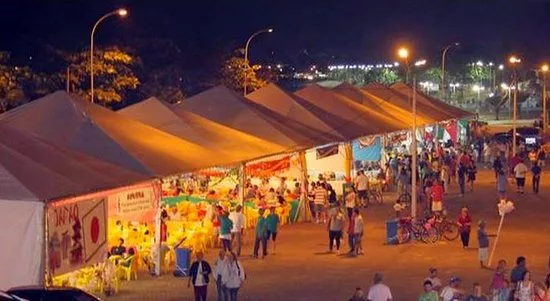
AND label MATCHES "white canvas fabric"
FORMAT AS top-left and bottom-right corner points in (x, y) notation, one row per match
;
(0, 200), (44, 290)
